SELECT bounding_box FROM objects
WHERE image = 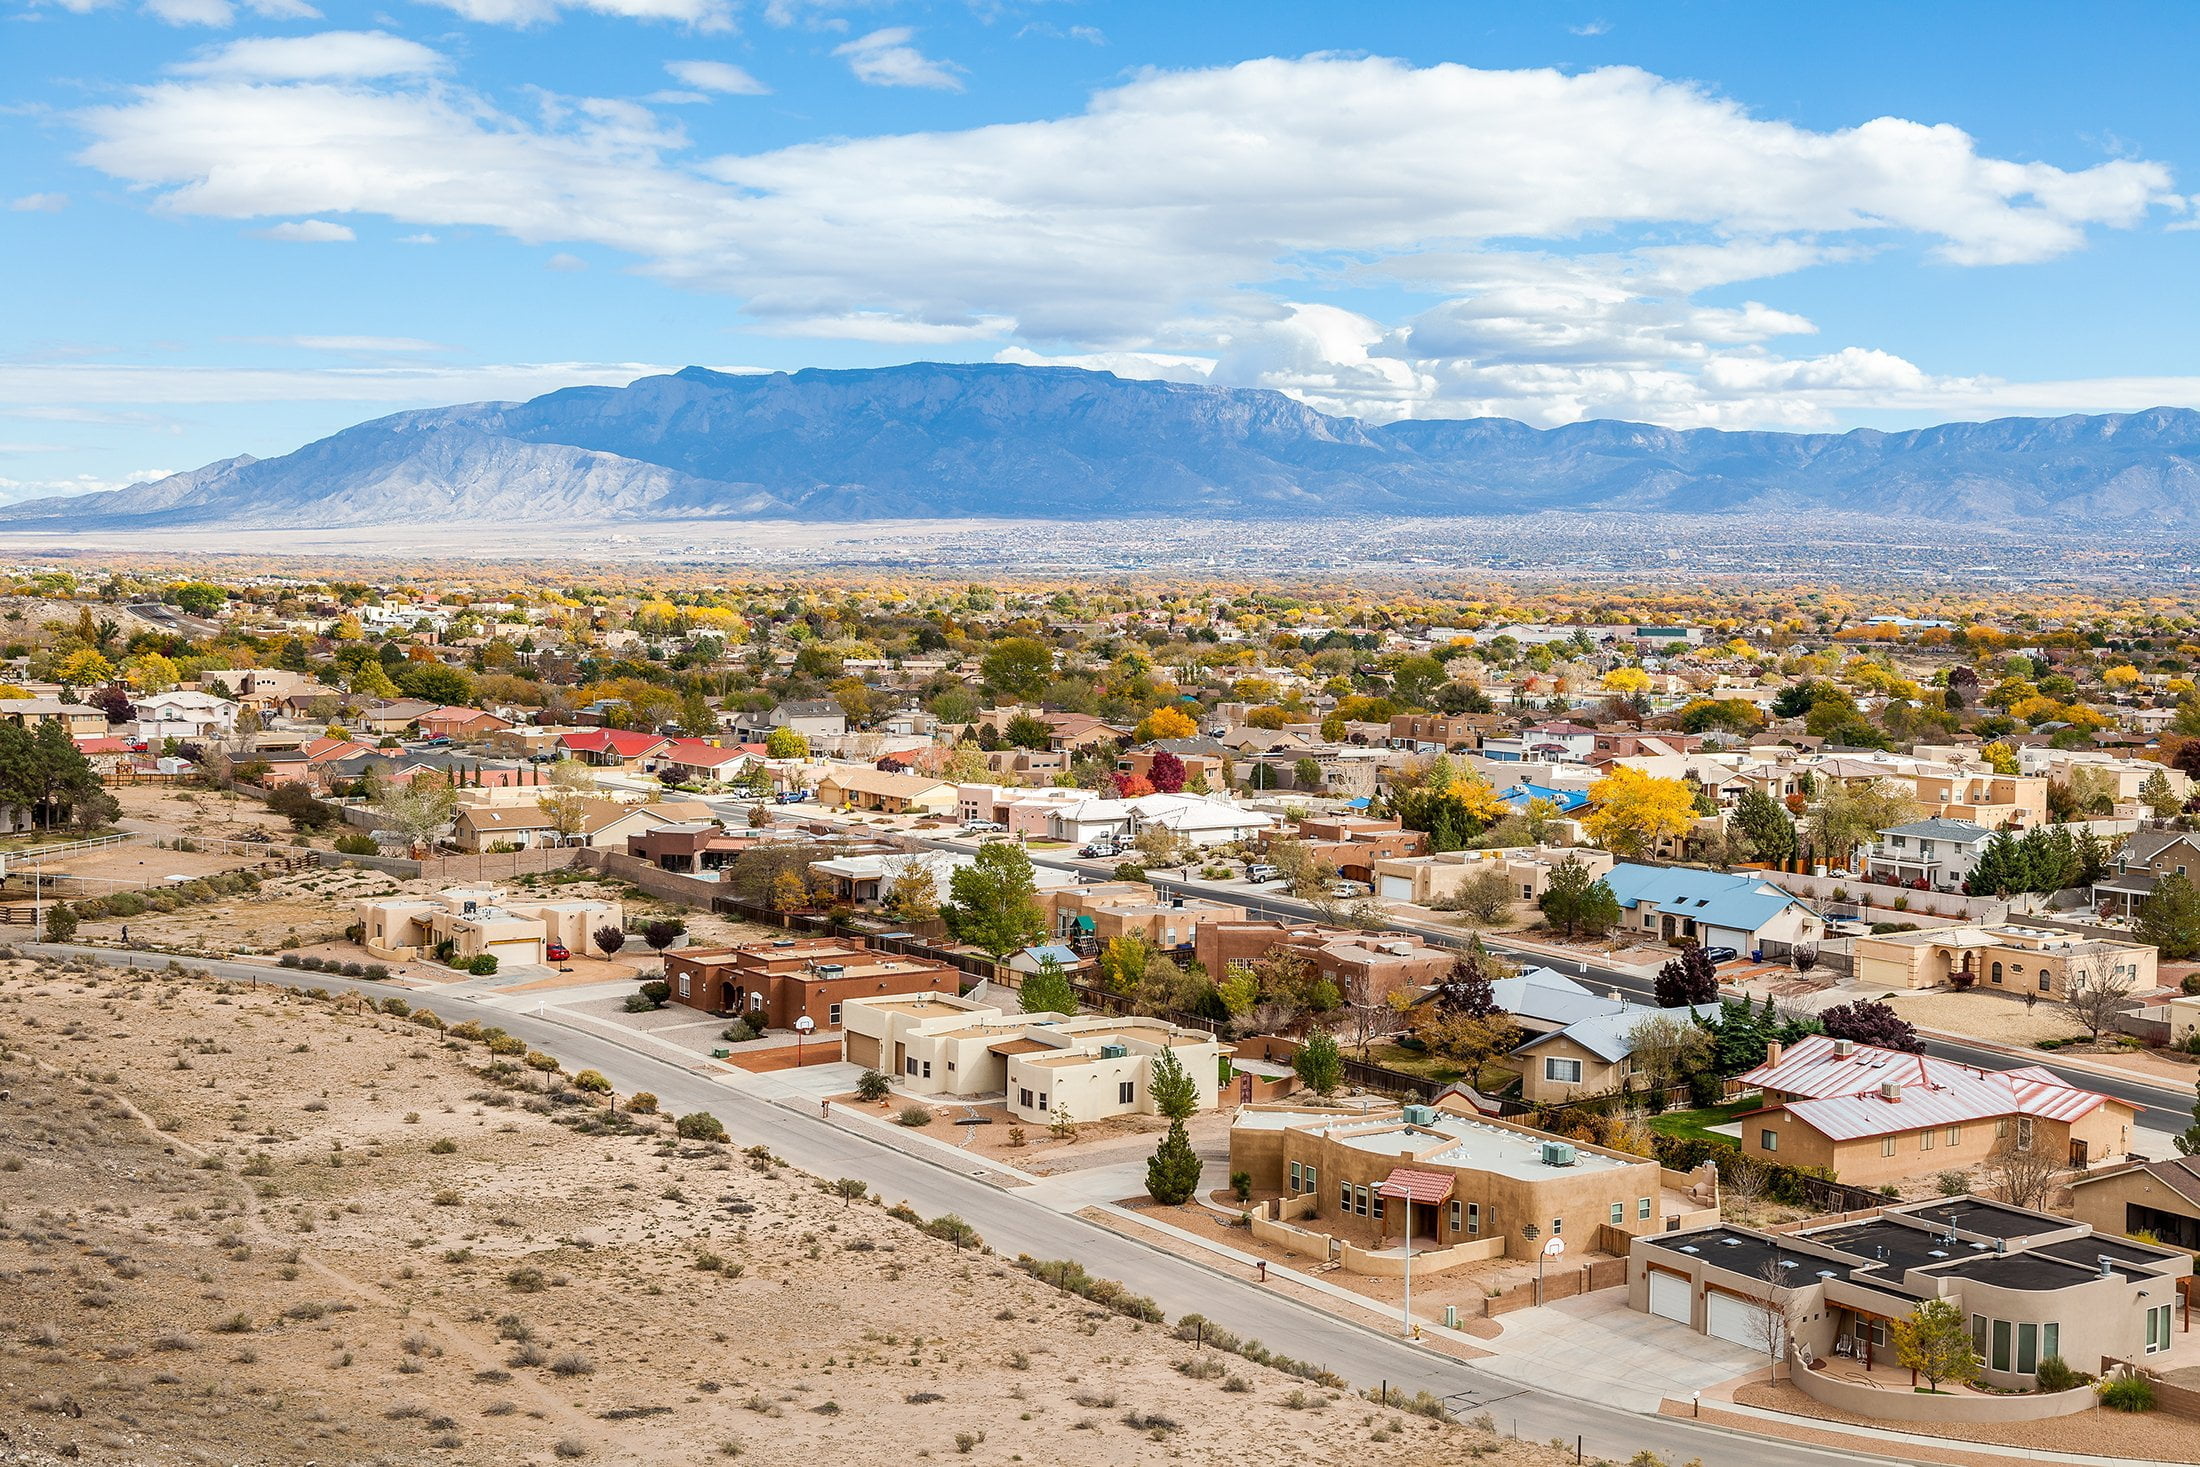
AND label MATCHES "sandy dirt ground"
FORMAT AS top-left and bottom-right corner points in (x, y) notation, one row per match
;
(1882, 989), (2085, 1046)
(1732, 1379), (2200, 1463)
(0, 954), (1575, 1467)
